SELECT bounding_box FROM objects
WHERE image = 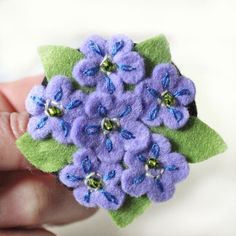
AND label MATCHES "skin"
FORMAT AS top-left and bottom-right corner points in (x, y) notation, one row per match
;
(0, 75), (97, 236)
